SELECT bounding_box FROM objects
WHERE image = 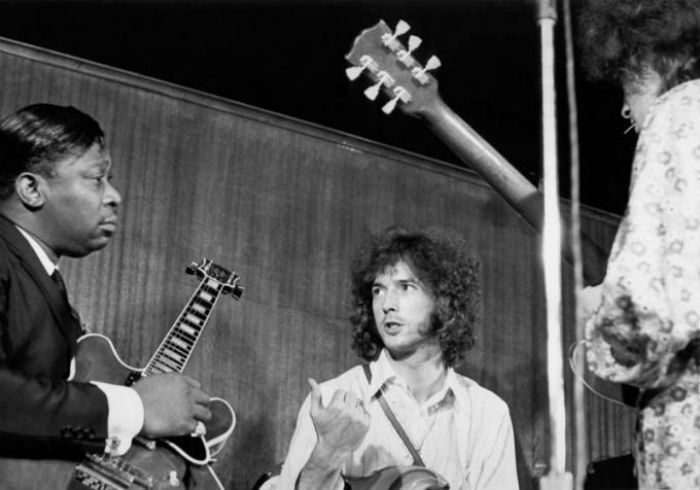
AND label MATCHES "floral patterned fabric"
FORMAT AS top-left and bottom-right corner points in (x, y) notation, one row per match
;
(585, 79), (700, 489)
